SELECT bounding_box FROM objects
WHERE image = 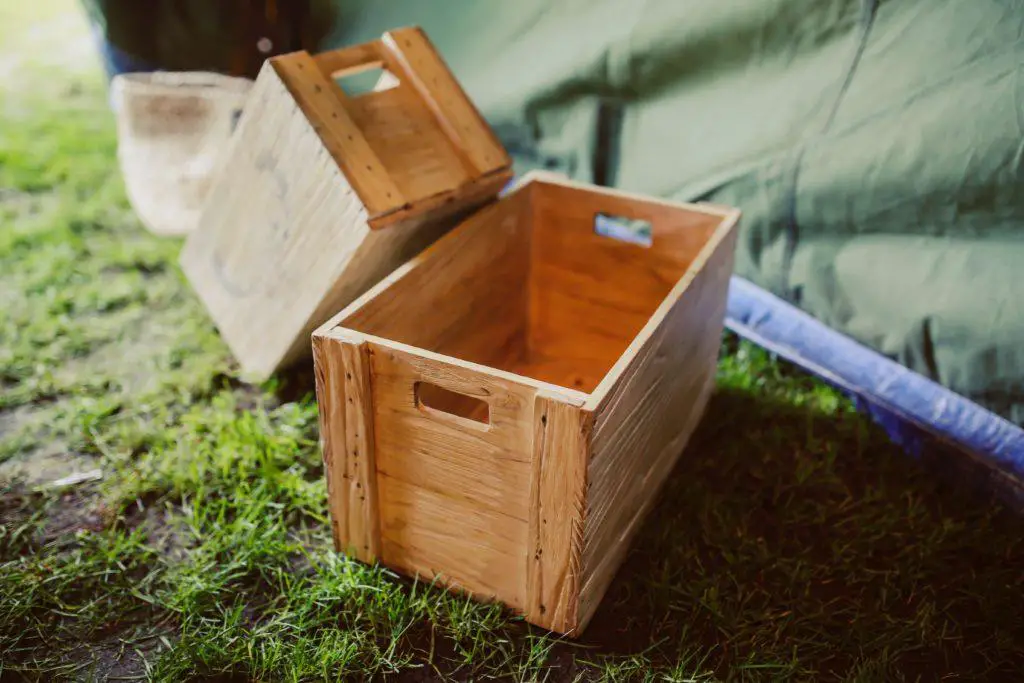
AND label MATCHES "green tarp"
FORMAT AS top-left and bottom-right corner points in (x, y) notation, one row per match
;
(88, 0), (1024, 423)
